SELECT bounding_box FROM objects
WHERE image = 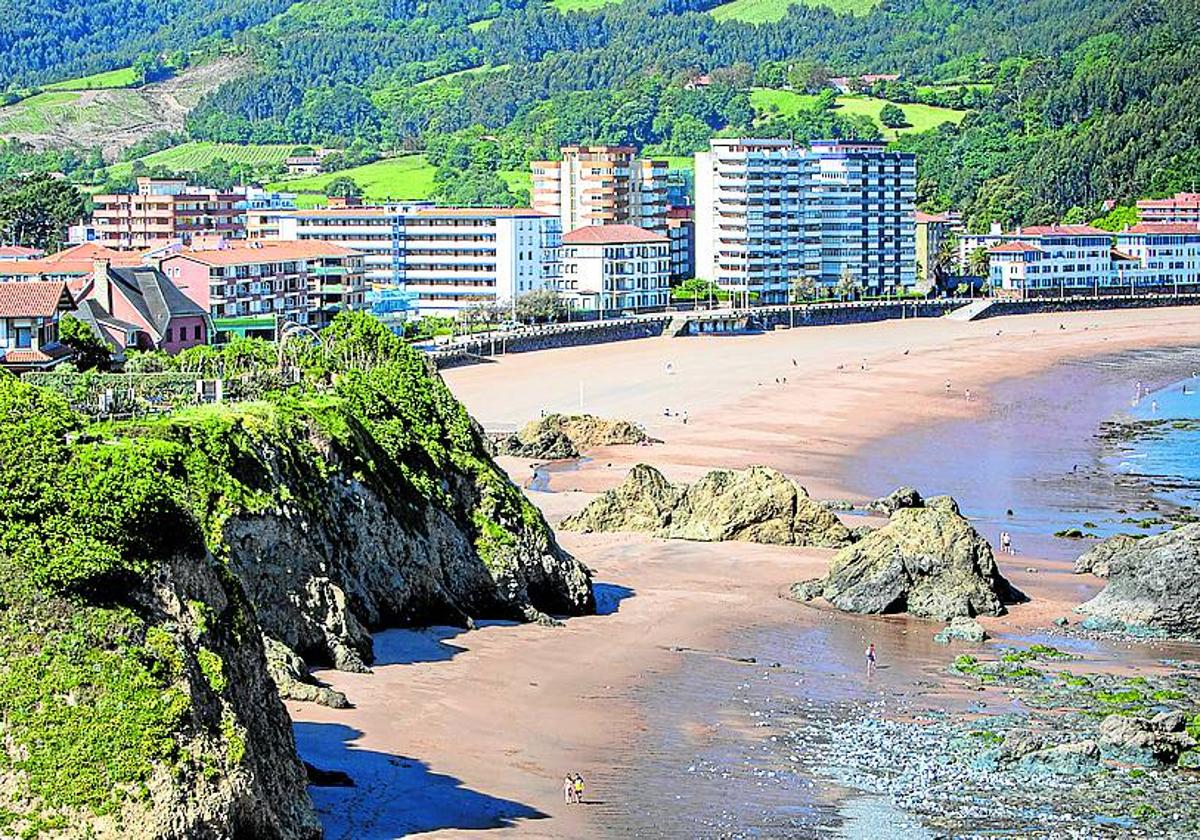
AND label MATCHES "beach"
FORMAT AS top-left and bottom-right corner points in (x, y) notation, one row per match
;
(289, 306), (1200, 837)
